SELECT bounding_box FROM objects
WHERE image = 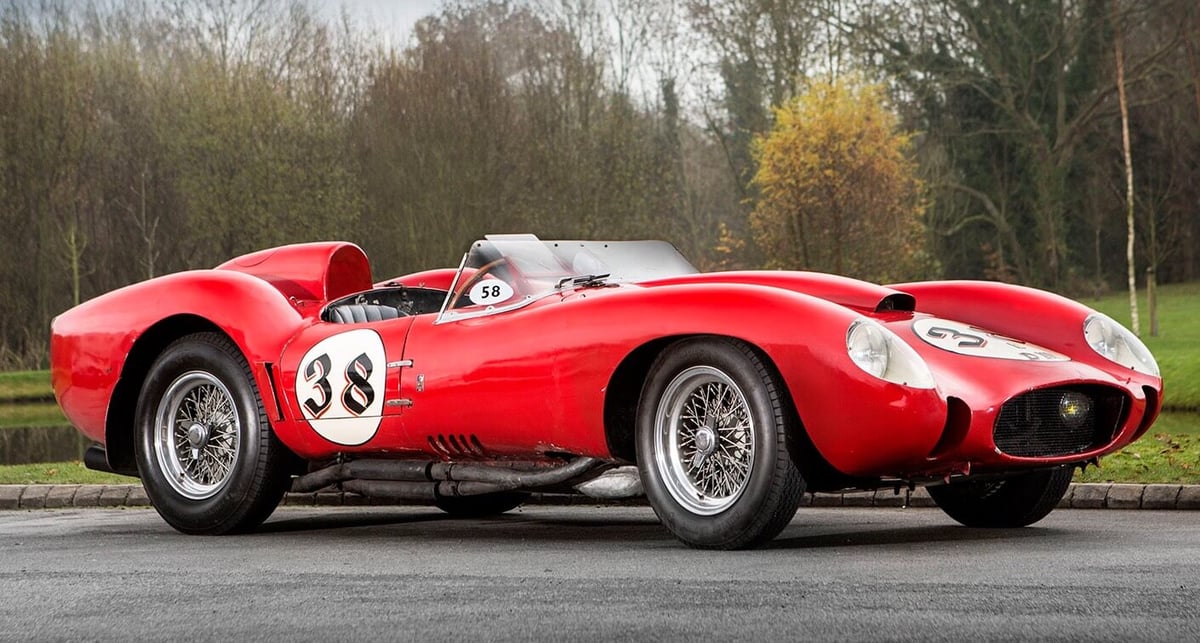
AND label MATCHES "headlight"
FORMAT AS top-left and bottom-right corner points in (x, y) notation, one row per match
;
(1083, 313), (1159, 377)
(847, 319), (935, 388)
